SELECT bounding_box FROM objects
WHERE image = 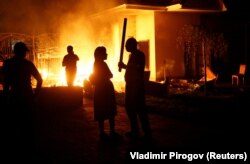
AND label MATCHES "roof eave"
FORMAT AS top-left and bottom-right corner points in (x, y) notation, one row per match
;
(91, 2), (227, 19)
